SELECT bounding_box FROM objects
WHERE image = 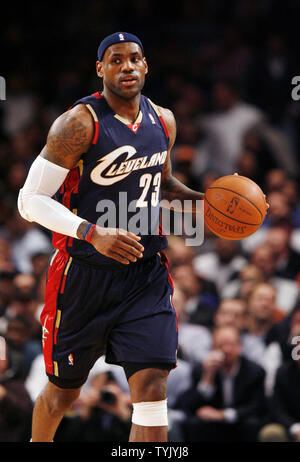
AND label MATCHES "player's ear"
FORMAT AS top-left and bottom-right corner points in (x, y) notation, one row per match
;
(96, 61), (104, 78)
(143, 57), (148, 75)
